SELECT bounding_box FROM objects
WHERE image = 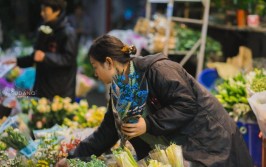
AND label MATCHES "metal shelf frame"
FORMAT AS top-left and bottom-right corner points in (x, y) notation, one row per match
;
(145, 0), (210, 77)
